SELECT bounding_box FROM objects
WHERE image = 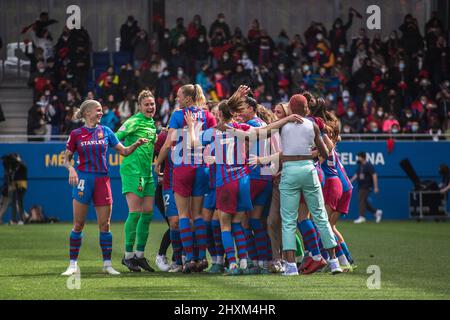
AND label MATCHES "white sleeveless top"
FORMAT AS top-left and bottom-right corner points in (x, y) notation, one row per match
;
(280, 118), (315, 156)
